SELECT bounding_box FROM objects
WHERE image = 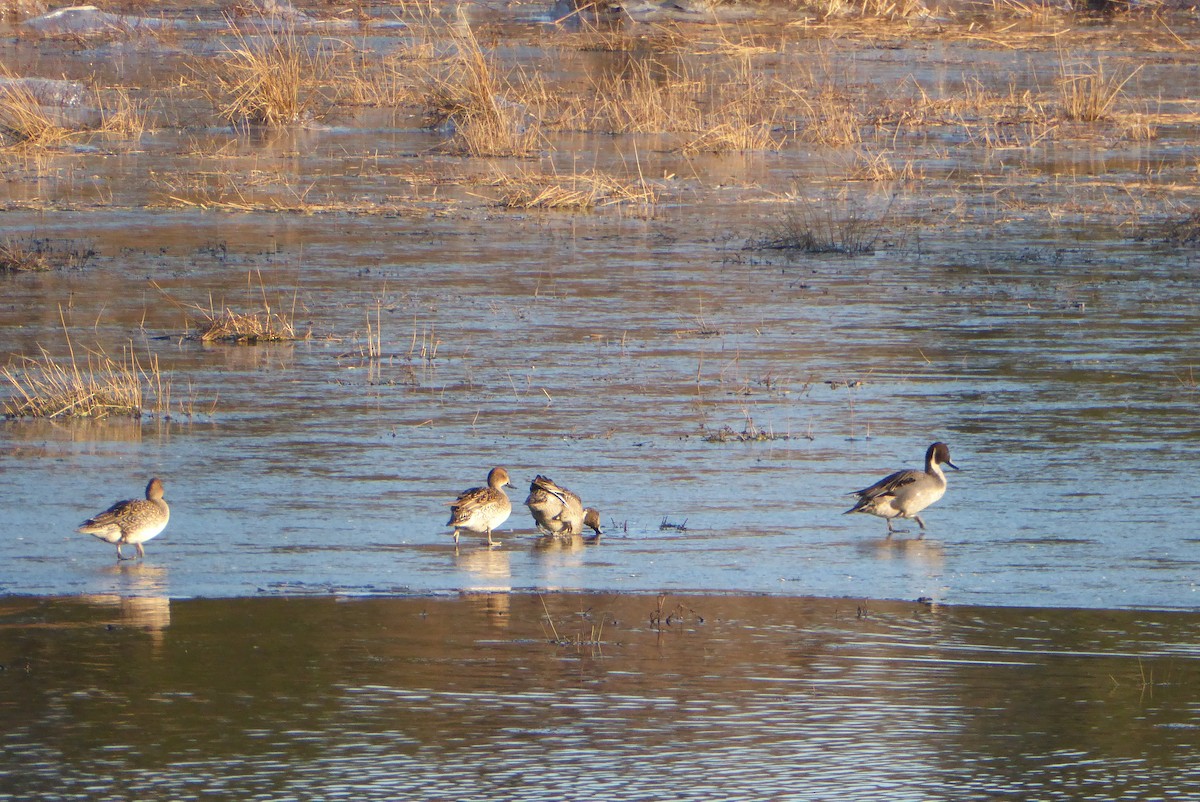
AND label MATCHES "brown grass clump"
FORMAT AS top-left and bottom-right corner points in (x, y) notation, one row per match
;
(1162, 211), (1200, 245)
(155, 277), (304, 344)
(748, 195), (887, 255)
(0, 76), (73, 148)
(95, 86), (150, 139)
(702, 416), (790, 443)
(681, 58), (782, 155)
(202, 24), (322, 127)
(581, 55), (786, 153)
(790, 83), (864, 146)
(1058, 58), (1141, 122)
(589, 58), (703, 135)
(488, 166), (660, 211)
(417, 11), (543, 156)
(190, 305), (299, 343)
(2, 330), (168, 420)
(804, 0), (927, 19)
